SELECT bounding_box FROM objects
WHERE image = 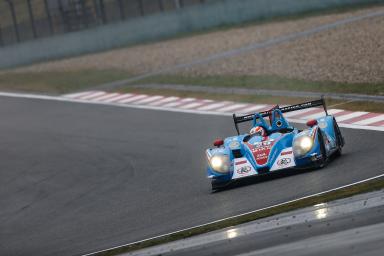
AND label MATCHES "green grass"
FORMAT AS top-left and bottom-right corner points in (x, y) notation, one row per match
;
(135, 75), (384, 96)
(0, 70), (130, 94)
(95, 176), (384, 256)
